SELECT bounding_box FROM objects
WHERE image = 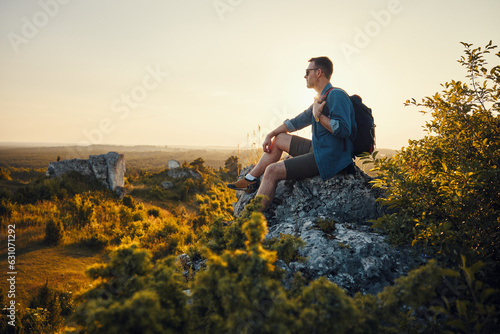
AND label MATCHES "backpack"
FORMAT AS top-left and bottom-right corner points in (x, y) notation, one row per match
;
(349, 94), (375, 157)
(322, 88), (375, 157)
